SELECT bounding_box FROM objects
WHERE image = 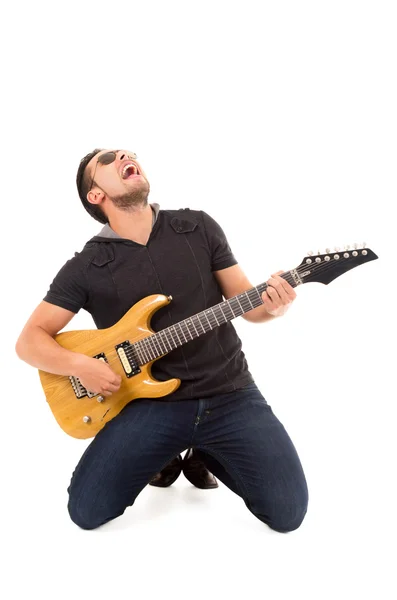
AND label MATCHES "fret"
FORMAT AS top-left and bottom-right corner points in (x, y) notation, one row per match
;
(226, 301), (236, 318)
(218, 303), (227, 320)
(230, 297), (243, 316)
(151, 338), (161, 358)
(211, 308), (220, 326)
(194, 314), (206, 334)
(154, 338), (164, 356)
(172, 324), (183, 345)
(245, 291), (254, 310)
(155, 332), (166, 354)
(216, 304), (228, 323)
(239, 296), (249, 311)
(161, 331), (173, 352)
(169, 330), (178, 350)
(145, 344), (152, 362)
(189, 317), (199, 337)
(205, 309), (217, 328)
(203, 311), (213, 330)
(146, 338), (156, 360)
(177, 321), (188, 343)
(170, 328), (180, 347)
(246, 288), (258, 308)
(136, 342), (145, 362)
(235, 295), (244, 312)
(157, 334), (168, 355)
(181, 320), (193, 341)
(141, 343), (151, 363)
(135, 345), (144, 365)
(163, 329), (176, 350)
(150, 337), (160, 359)
(257, 282), (267, 295)
(253, 286), (263, 304)
(153, 333), (163, 354)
